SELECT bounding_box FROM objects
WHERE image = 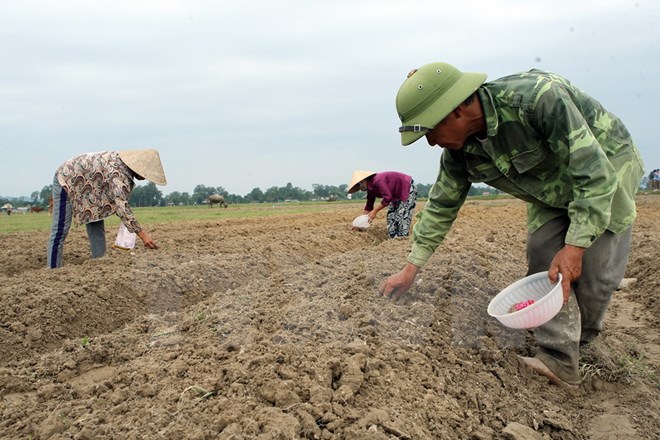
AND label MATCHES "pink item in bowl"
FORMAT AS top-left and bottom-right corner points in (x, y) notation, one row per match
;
(509, 299), (535, 313)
